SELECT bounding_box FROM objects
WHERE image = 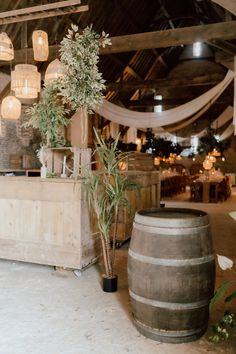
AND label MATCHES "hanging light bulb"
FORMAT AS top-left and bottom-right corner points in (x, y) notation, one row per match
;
(1, 95), (21, 119)
(0, 32), (14, 61)
(203, 159), (213, 171)
(11, 64), (41, 99)
(44, 59), (66, 83)
(32, 30), (49, 61)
